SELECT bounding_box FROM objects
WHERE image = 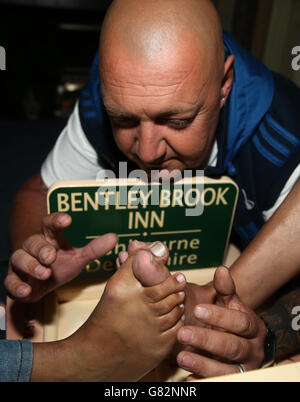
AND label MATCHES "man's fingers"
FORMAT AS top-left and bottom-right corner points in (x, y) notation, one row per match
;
(193, 304), (257, 338)
(214, 266), (247, 312)
(4, 270), (32, 299)
(41, 213), (72, 247)
(177, 325), (251, 363)
(7, 247), (52, 300)
(22, 234), (57, 266)
(10, 249), (52, 281)
(79, 233), (118, 266)
(177, 350), (244, 379)
(214, 266), (235, 298)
